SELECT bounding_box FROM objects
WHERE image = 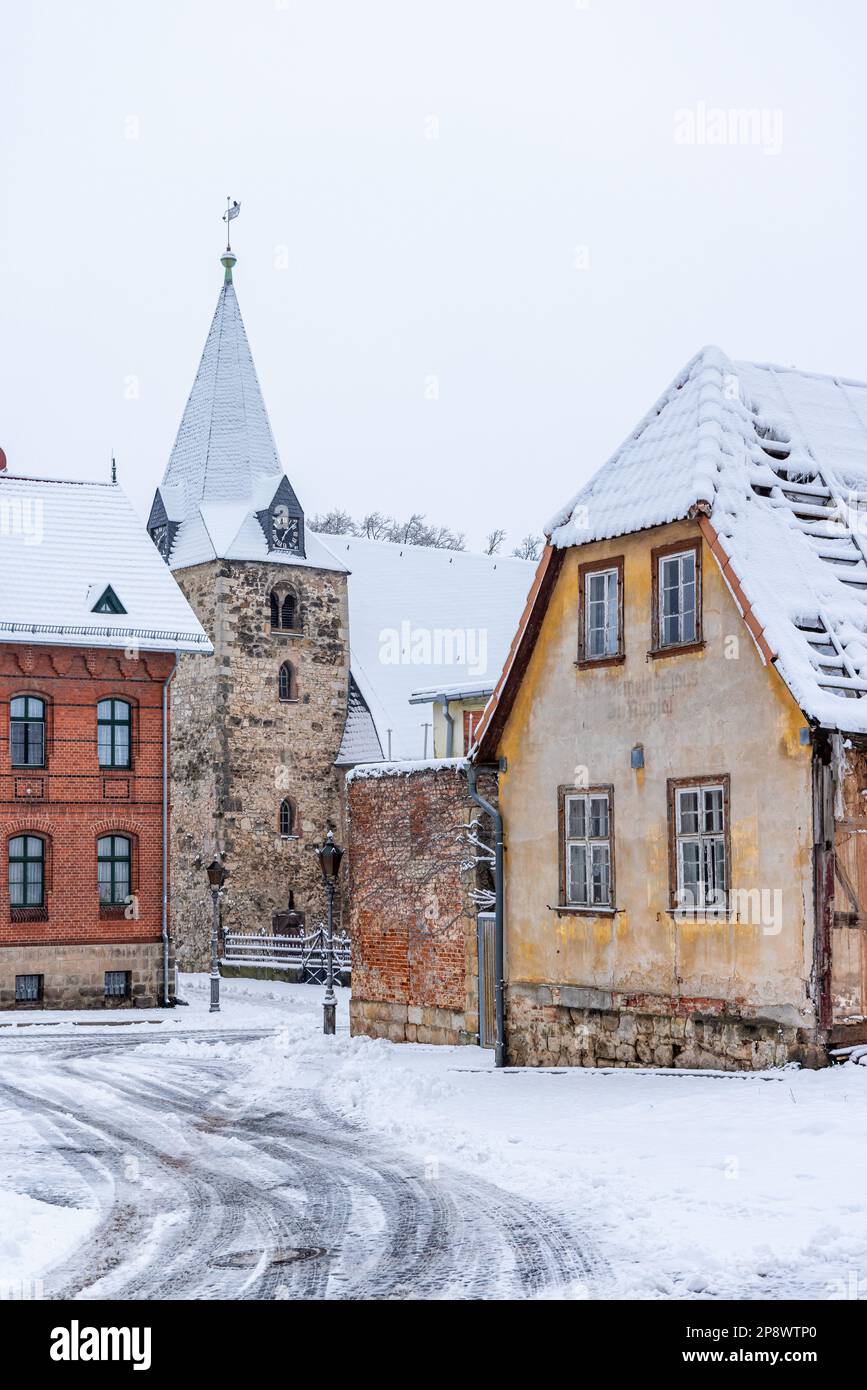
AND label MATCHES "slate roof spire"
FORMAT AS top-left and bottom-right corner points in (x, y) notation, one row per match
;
(147, 240), (345, 574)
(158, 248), (283, 514)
